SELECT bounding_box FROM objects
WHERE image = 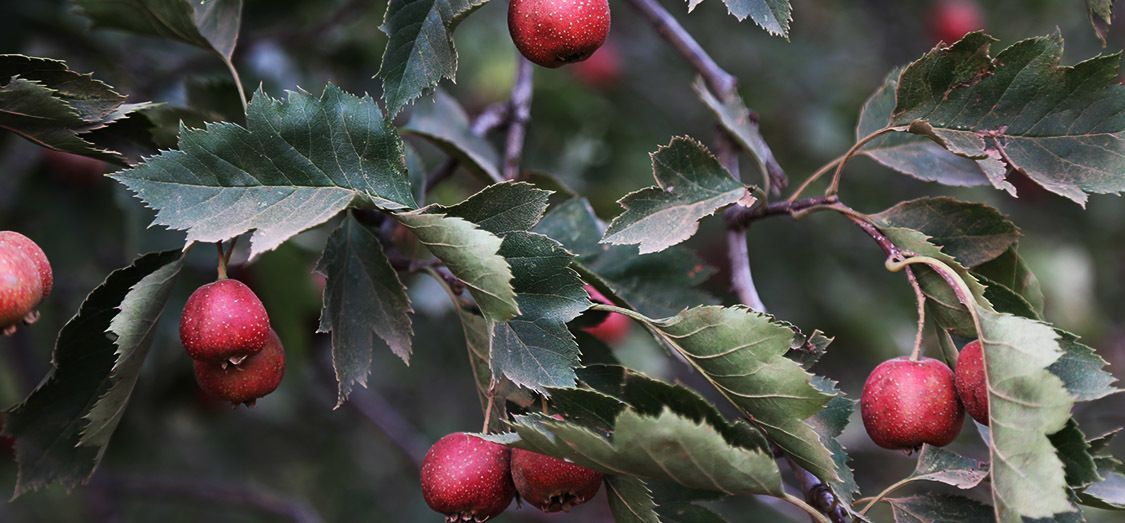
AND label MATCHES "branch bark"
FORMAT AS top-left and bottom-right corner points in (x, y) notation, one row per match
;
(502, 56), (535, 180)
